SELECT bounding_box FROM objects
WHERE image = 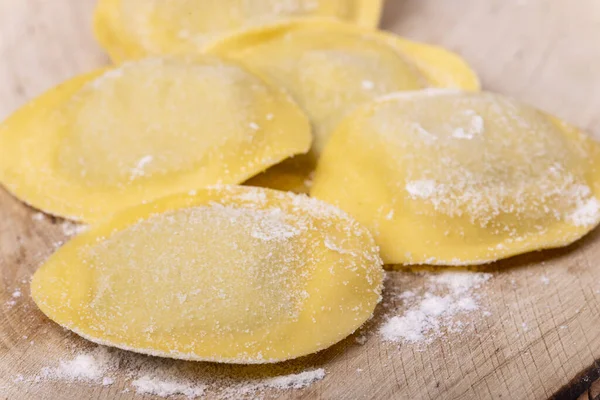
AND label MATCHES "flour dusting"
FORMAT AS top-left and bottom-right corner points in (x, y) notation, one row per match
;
(38, 347), (116, 384)
(24, 345), (325, 398)
(132, 375), (206, 398)
(220, 369), (326, 399)
(61, 221), (89, 237)
(381, 271), (492, 344)
(259, 369), (325, 390)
